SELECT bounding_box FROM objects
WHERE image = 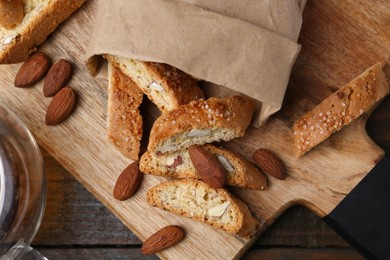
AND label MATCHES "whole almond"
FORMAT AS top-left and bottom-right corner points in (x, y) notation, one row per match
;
(45, 87), (76, 125)
(43, 59), (73, 97)
(252, 148), (286, 180)
(14, 52), (51, 88)
(141, 225), (185, 255)
(189, 145), (226, 189)
(0, 0), (24, 29)
(113, 161), (143, 201)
